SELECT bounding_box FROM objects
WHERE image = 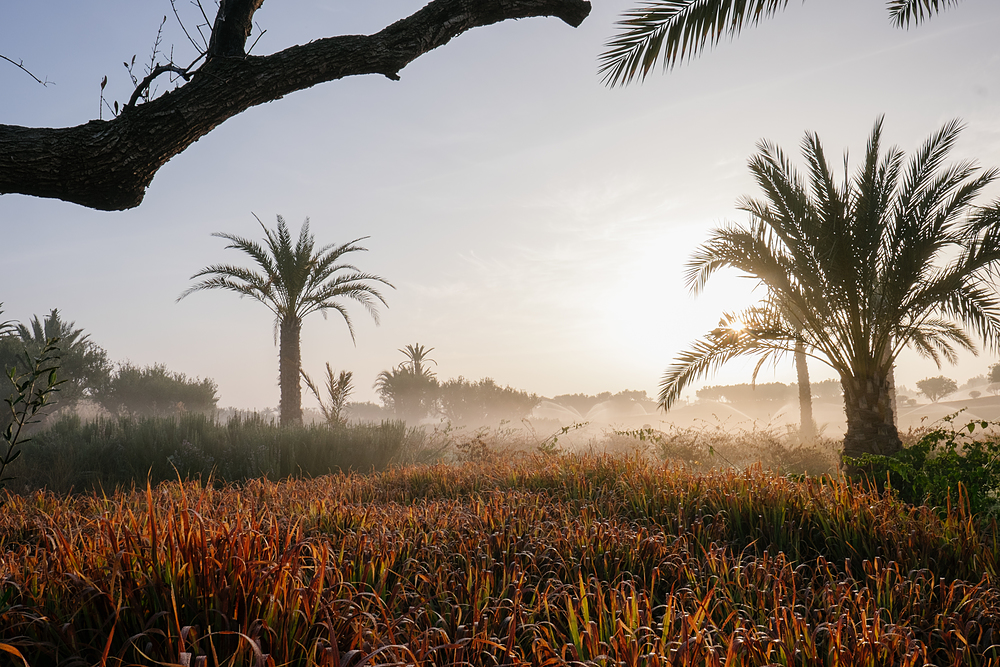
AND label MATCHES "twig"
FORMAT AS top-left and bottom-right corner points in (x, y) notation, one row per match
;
(0, 54), (51, 86)
(171, 0), (205, 51)
(125, 63), (193, 110)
